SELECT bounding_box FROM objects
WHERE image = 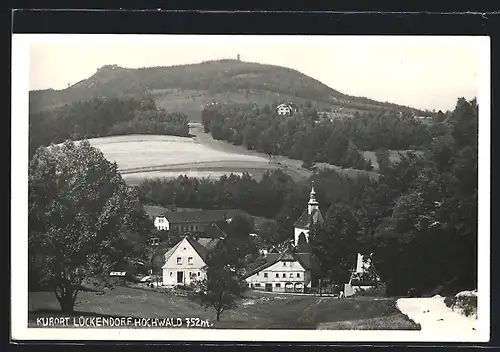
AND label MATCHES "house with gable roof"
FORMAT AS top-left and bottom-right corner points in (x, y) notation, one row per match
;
(241, 181), (371, 293)
(241, 183), (322, 293)
(241, 249), (319, 293)
(161, 236), (216, 286)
